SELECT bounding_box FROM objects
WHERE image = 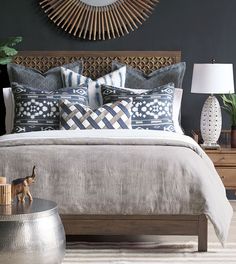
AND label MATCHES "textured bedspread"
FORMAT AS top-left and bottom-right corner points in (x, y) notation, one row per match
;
(0, 130), (233, 244)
